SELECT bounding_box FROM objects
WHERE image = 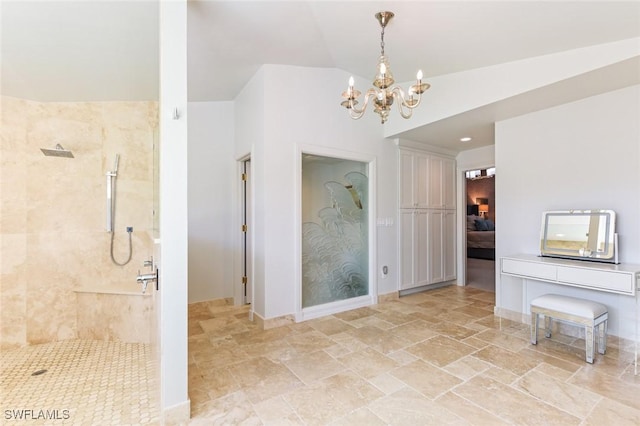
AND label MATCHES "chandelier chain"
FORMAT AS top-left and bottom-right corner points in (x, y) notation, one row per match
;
(380, 26), (385, 56)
